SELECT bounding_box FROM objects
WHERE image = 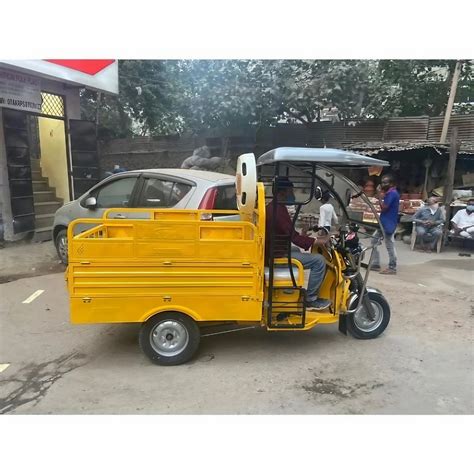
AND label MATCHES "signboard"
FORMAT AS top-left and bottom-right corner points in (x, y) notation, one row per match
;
(0, 67), (42, 113)
(0, 60), (118, 95)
